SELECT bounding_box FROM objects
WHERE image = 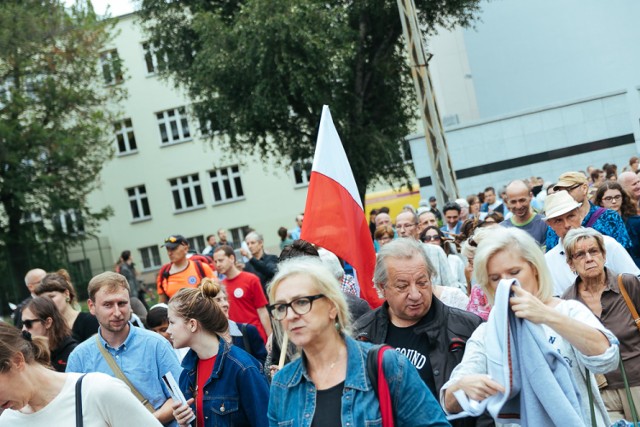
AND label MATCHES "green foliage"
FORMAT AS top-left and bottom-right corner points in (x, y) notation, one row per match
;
(139, 0), (481, 199)
(0, 0), (123, 280)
